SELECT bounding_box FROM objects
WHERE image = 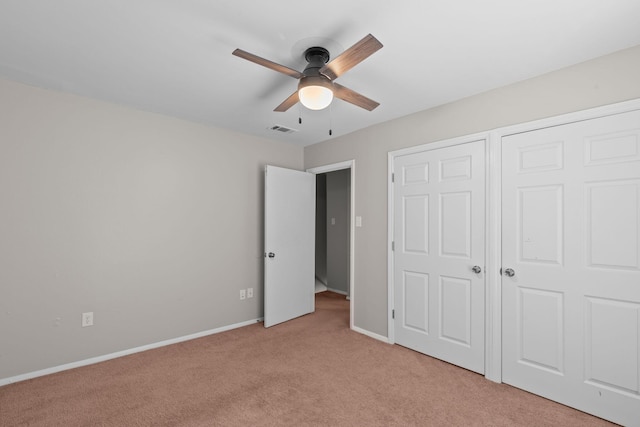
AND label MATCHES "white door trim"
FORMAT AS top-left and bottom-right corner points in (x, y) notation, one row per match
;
(486, 131), (502, 382)
(307, 160), (356, 330)
(388, 97), (640, 384)
(495, 98), (640, 138)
